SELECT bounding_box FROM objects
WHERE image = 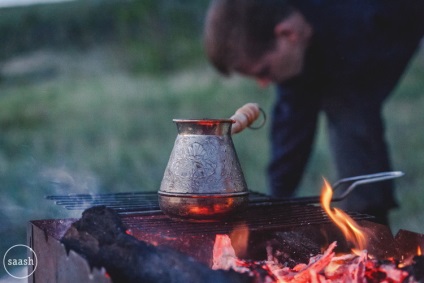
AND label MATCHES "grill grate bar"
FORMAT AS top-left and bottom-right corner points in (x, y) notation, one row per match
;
(120, 205), (373, 235)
